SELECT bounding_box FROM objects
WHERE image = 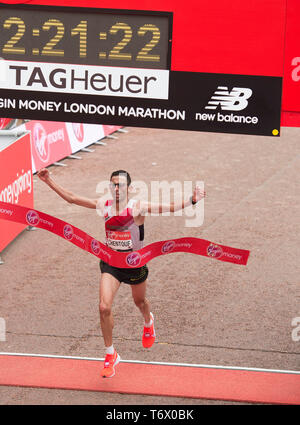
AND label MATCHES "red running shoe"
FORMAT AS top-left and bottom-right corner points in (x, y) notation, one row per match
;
(100, 350), (120, 378)
(142, 312), (156, 348)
